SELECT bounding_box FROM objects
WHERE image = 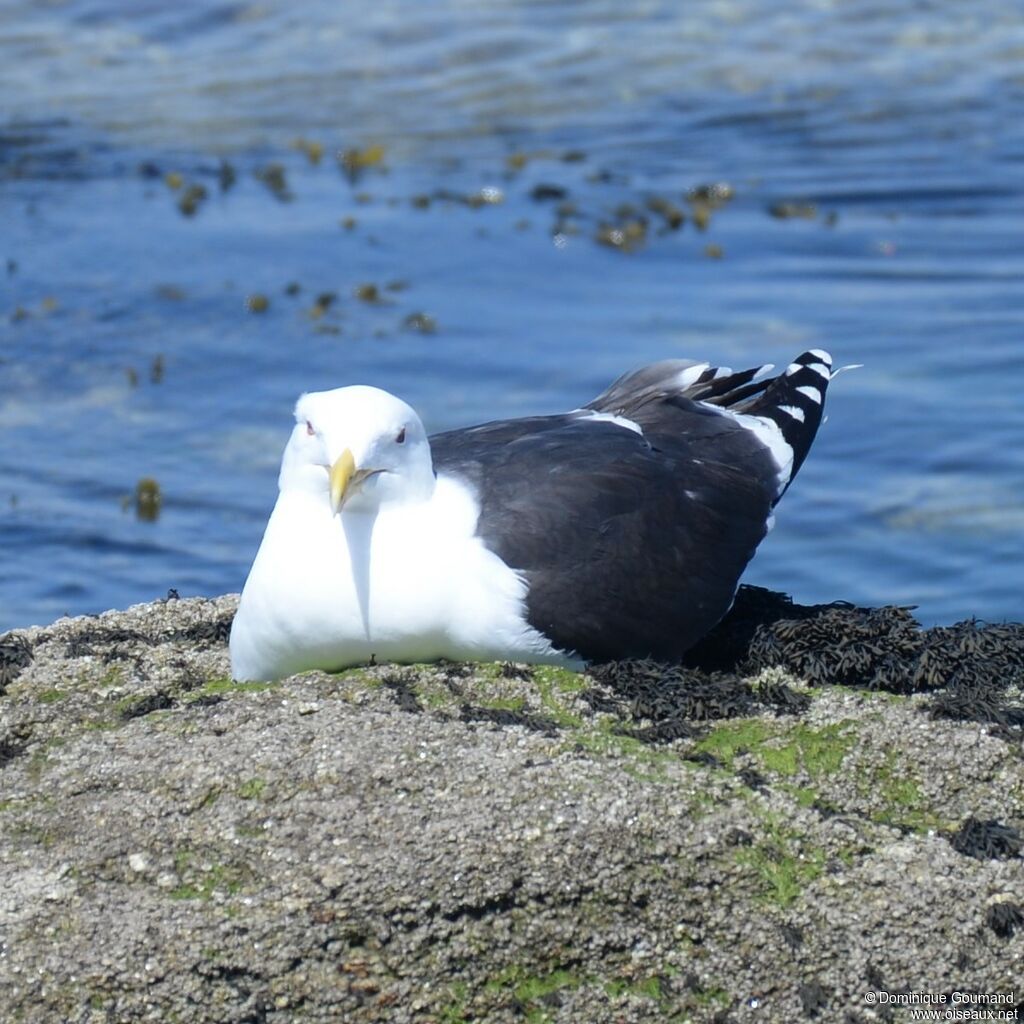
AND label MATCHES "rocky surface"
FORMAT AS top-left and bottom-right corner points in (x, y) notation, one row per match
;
(1, 593), (1022, 1023)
